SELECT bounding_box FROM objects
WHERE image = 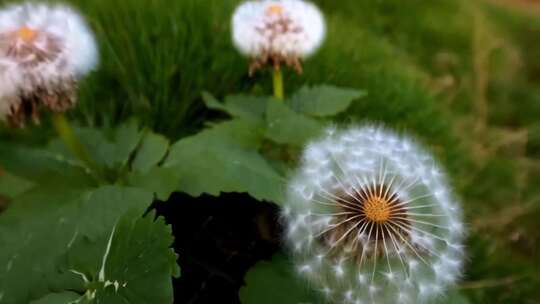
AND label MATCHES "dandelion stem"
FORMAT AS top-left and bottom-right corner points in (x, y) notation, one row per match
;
(272, 68), (284, 100)
(51, 113), (102, 179)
